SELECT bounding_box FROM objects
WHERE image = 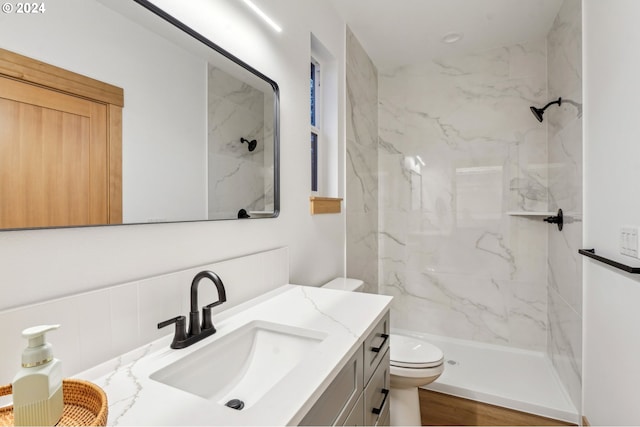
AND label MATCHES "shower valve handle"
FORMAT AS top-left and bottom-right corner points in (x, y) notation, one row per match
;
(543, 209), (563, 231)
